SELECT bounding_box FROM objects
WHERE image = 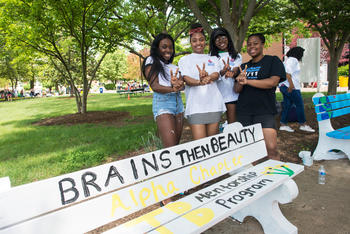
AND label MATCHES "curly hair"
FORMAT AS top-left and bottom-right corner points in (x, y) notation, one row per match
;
(286, 46), (305, 61)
